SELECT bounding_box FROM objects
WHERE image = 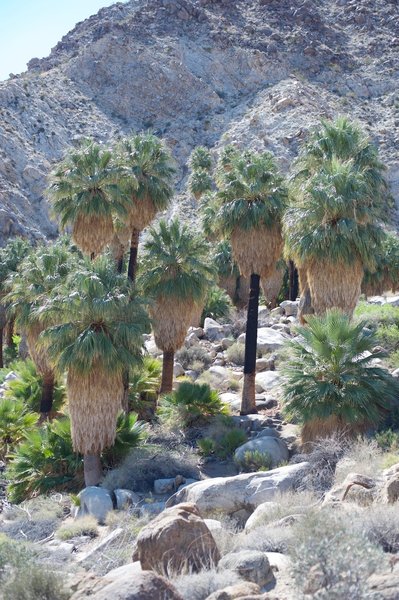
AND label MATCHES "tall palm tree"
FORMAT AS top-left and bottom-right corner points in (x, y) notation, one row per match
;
(215, 150), (287, 414)
(117, 134), (175, 282)
(42, 258), (150, 486)
(262, 259), (286, 309)
(289, 117), (390, 319)
(48, 139), (130, 257)
(285, 158), (385, 317)
(282, 310), (399, 445)
(6, 241), (79, 417)
(140, 219), (214, 394)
